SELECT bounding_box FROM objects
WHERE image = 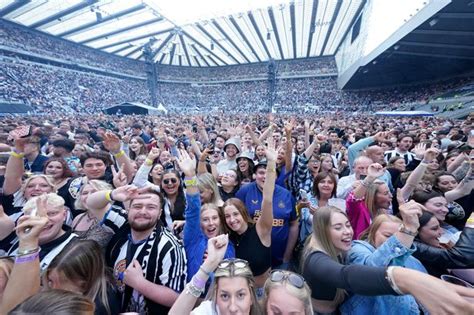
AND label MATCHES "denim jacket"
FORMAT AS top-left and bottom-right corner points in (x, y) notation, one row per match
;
(340, 236), (427, 315)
